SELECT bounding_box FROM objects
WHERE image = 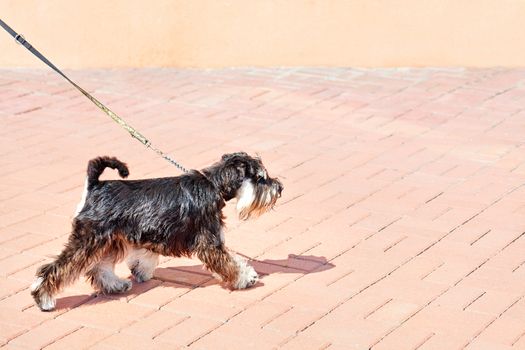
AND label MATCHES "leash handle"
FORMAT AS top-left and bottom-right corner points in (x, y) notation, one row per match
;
(0, 18), (188, 173)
